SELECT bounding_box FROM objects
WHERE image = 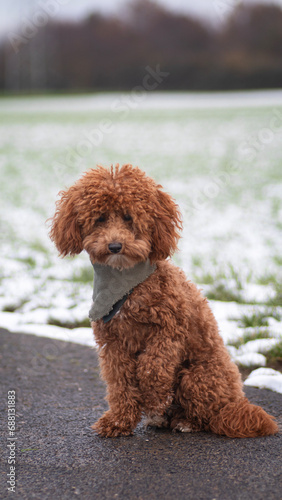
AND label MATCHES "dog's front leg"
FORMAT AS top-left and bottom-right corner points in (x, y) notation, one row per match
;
(136, 336), (181, 416)
(92, 344), (142, 437)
